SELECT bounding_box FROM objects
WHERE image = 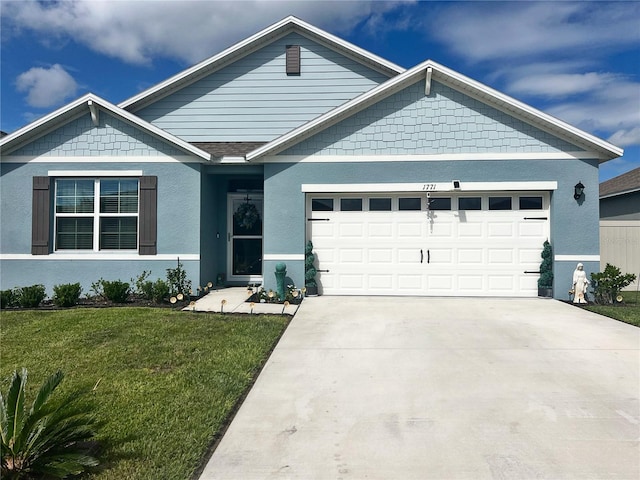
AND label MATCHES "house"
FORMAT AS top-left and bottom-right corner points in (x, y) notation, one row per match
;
(0, 16), (623, 299)
(600, 167), (640, 290)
